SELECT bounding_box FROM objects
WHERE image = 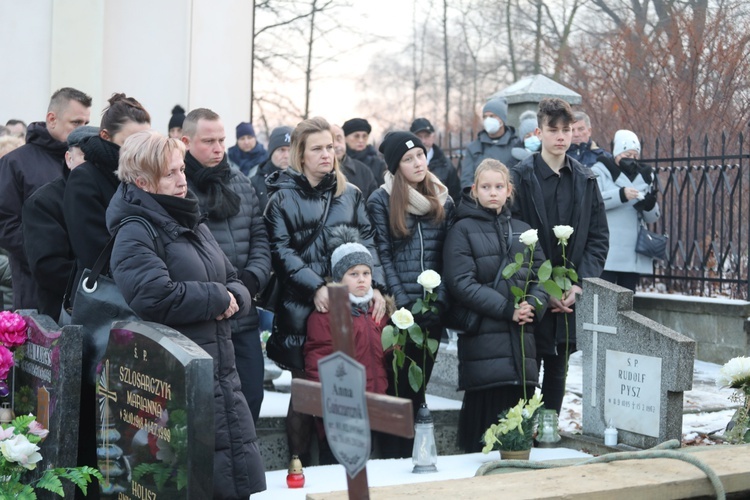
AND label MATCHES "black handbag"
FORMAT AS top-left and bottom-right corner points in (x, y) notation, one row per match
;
(70, 216), (163, 385)
(265, 191), (332, 371)
(636, 218), (668, 261)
